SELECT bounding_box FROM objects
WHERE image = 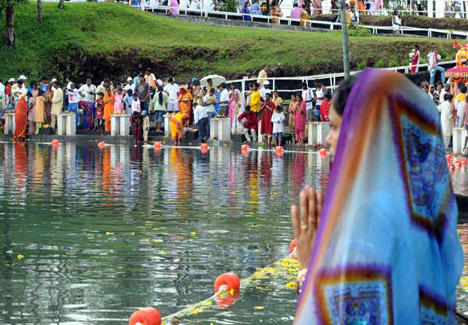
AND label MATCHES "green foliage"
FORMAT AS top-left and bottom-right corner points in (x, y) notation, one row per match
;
(224, 0), (237, 12)
(388, 59), (399, 67)
(357, 60), (367, 70)
(0, 2), (455, 80)
(375, 59), (386, 68)
(349, 27), (372, 37)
